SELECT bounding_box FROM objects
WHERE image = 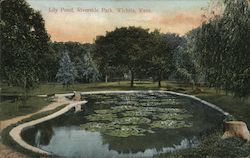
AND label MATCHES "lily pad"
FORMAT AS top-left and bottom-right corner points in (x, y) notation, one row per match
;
(118, 101), (138, 105)
(152, 113), (192, 120)
(121, 110), (153, 117)
(95, 100), (117, 105)
(86, 113), (117, 121)
(139, 102), (167, 107)
(81, 122), (154, 137)
(142, 107), (184, 113)
(104, 125), (154, 137)
(111, 105), (138, 113)
(80, 122), (113, 132)
(113, 117), (151, 125)
(163, 108), (187, 113)
(149, 120), (192, 129)
(94, 109), (113, 114)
